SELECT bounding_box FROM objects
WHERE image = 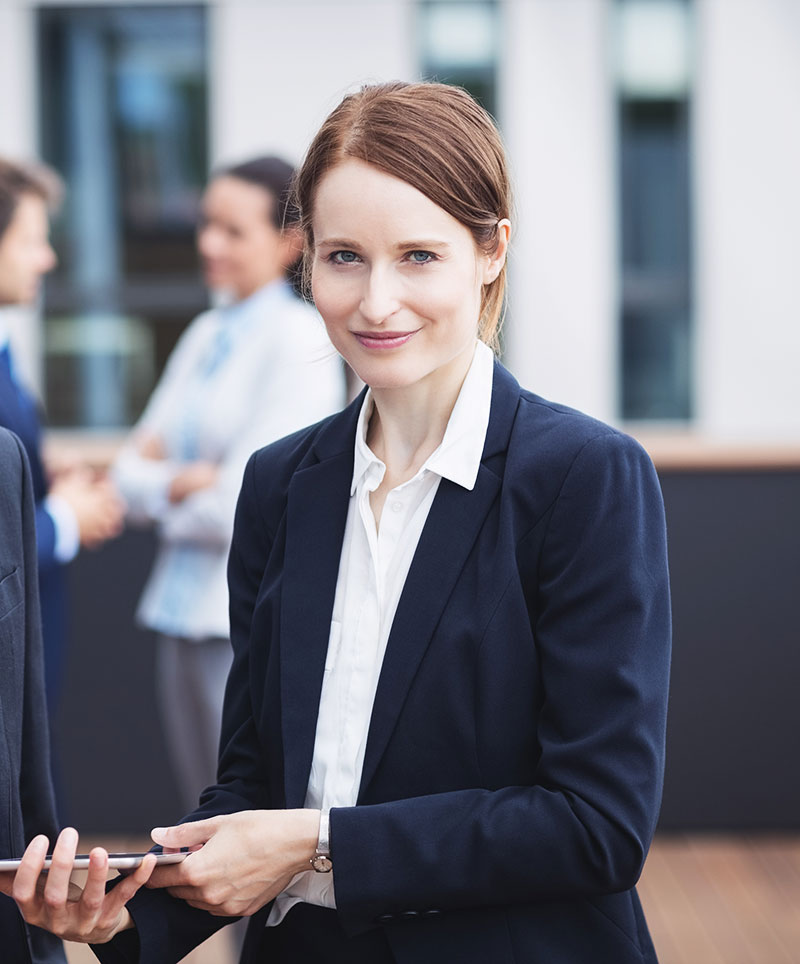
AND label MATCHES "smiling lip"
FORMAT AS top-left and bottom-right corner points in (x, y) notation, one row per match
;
(353, 330), (418, 350)
(353, 331), (416, 351)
